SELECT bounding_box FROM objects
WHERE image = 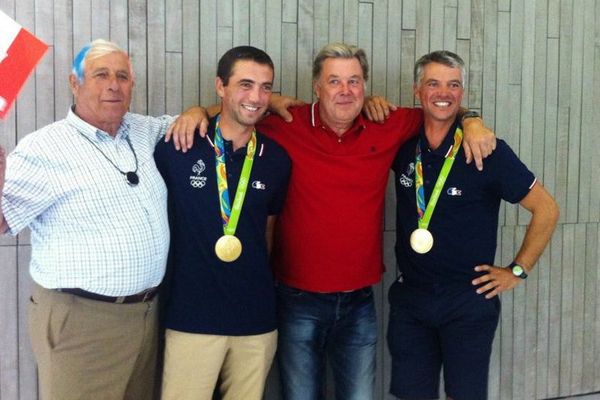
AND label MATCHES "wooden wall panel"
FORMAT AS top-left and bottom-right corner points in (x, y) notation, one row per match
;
(17, 249), (35, 400)
(1, 1), (599, 399)
(559, 224), (575, 397)
(148, 0), (167, 116)
(128, 0), (148, 114)
(265, 0), (283, 92)
(385, 0), (402, 105)
(566, 0), (584, 225)
(592, 224), (600, 392)
(53, 0), (72, 118)
(548, 227), (564, 398)
(591, 0), (600, 223)
(0, 0), (17, 249)
(370, 0), (388, 100)
(572, 224), (587, 393)
(182, 0), (200, 107)
(357, 3), (373, 94)
(536, 236), (552, 399)
(297, 0), (314, 102)
(0, 247), (19, 400)
(582, 224), (599, 392)
(578, 0), (596, 223)
(109, 0), (128, 48)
